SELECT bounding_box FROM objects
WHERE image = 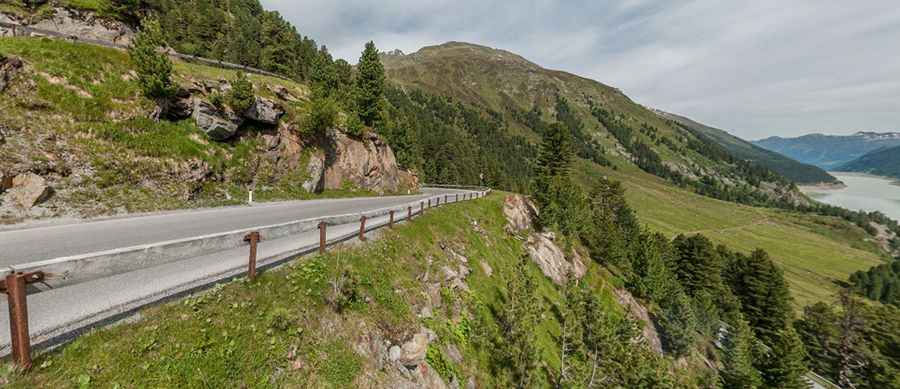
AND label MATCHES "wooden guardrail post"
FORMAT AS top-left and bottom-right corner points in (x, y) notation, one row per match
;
(420, 202), (425, 215)
(2, 271), (44, 370)
(244, 232), (260, 281)
(389, 210), (395, 228)
(408, 206), (413, 220)
(359, 216), (368, 241)
(318, 222), (327, 255)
